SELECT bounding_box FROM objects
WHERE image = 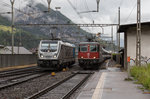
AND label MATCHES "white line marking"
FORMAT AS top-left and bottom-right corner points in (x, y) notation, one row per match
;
(92, 72), (107, 99)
